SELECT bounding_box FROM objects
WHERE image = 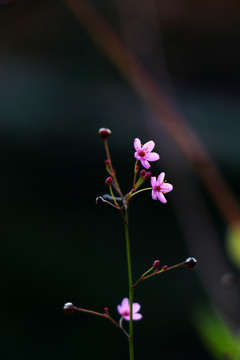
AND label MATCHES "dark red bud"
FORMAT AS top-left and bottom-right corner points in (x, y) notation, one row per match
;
(131, 189), (136, 194)
(104, 307), (109, 313)
(105, 177), (113, 186)
(98, 128), (111, 140)
(144, 172), (152, 180)
(140, 170), (146, 177)
(153, 260), (160, 268)
(162, 265), (168, 271)
(96, 196), (105, 206)
(136, 165), (139, 171)
(105, 159), (110, 166)
(63, 302), (75, 314)
(185, 257), (197, 269)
